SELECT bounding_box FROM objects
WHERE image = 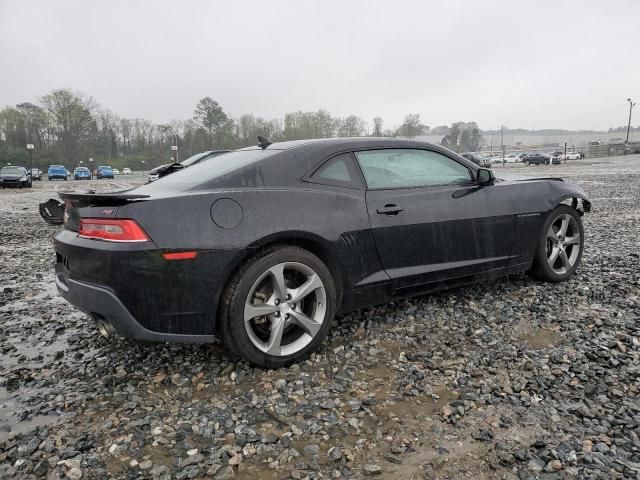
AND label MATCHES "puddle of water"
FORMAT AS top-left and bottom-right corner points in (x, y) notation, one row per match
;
(374, 389), (459, 418)
(0, 386), (62, 443)
(518, 328), (561, 349)
(234, 464), (279, 480)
